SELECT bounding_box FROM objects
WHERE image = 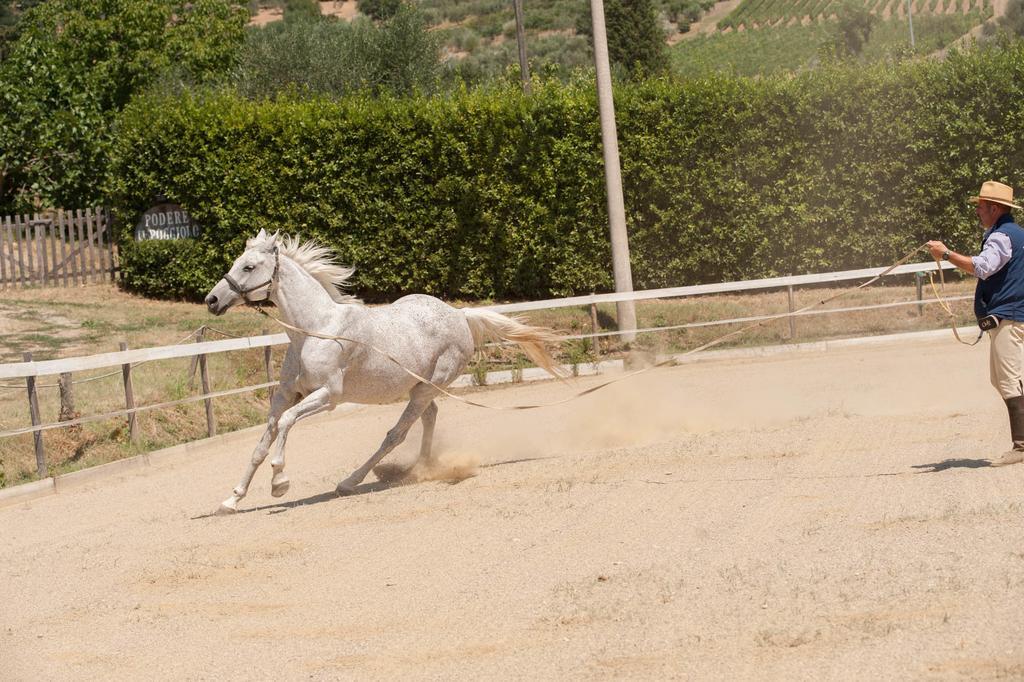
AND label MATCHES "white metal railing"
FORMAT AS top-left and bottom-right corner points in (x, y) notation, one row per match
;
(483, 259), (958, 313)
(0, 259), (960, 379)
(0, 258), (965, 477)
(0, 333), (288, 380)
